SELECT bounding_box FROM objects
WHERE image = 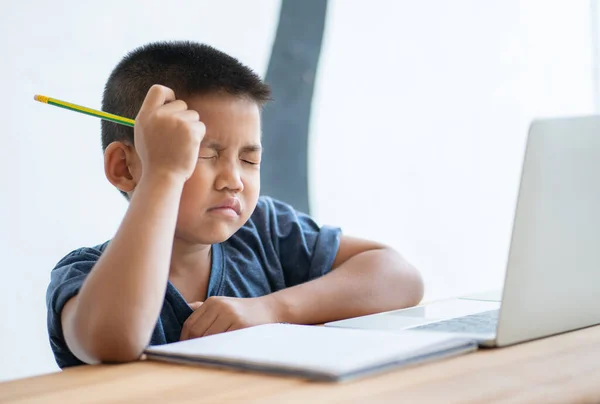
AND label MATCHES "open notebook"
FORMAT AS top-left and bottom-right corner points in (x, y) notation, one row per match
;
(144, 323), (477, 382)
